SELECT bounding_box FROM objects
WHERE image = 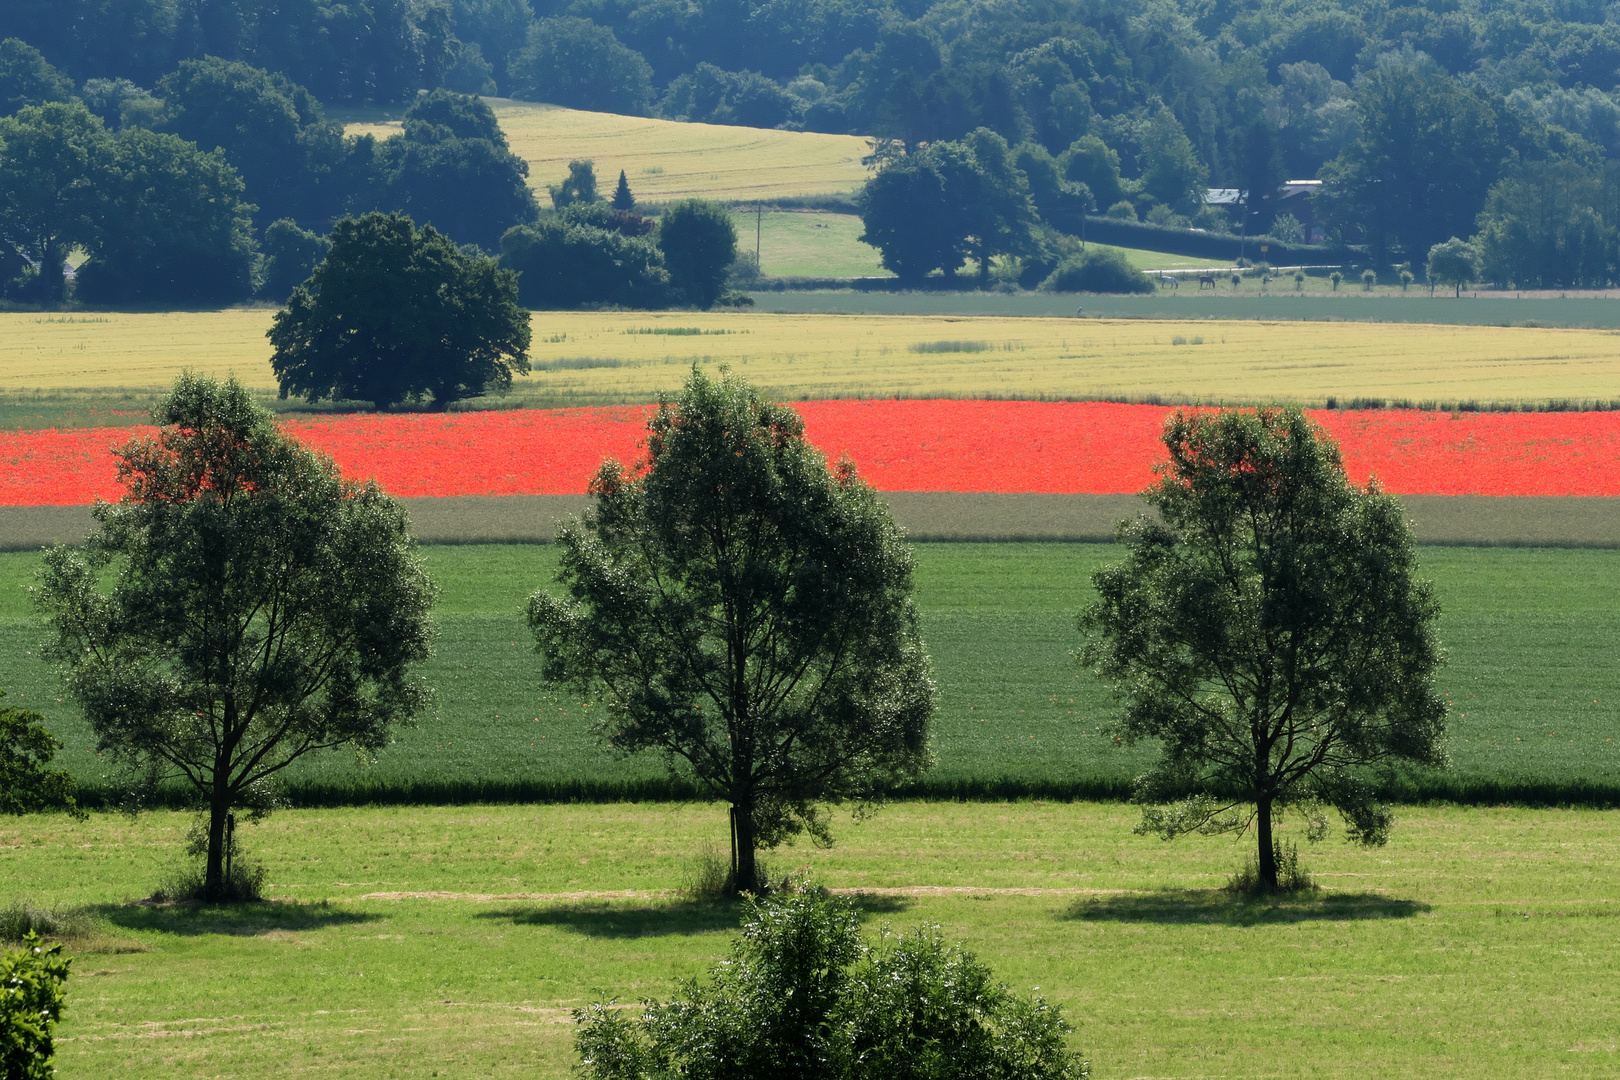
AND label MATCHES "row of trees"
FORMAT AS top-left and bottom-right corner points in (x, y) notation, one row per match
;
(18, 365), (1448, 900)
